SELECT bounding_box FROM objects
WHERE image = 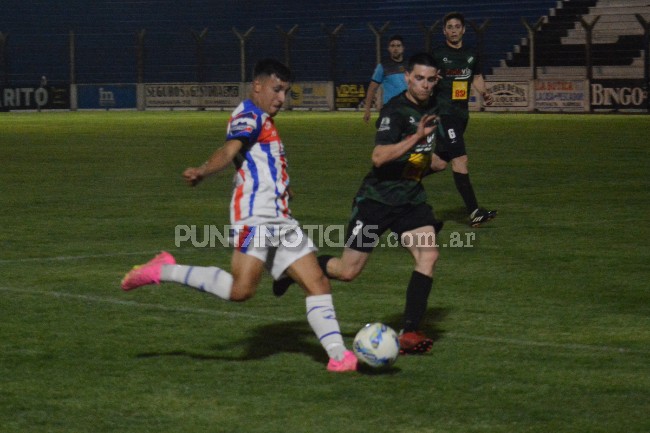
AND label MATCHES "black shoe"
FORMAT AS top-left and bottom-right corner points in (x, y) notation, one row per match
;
(469, 208), (497, 227)
(272, 276), (295, 297)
